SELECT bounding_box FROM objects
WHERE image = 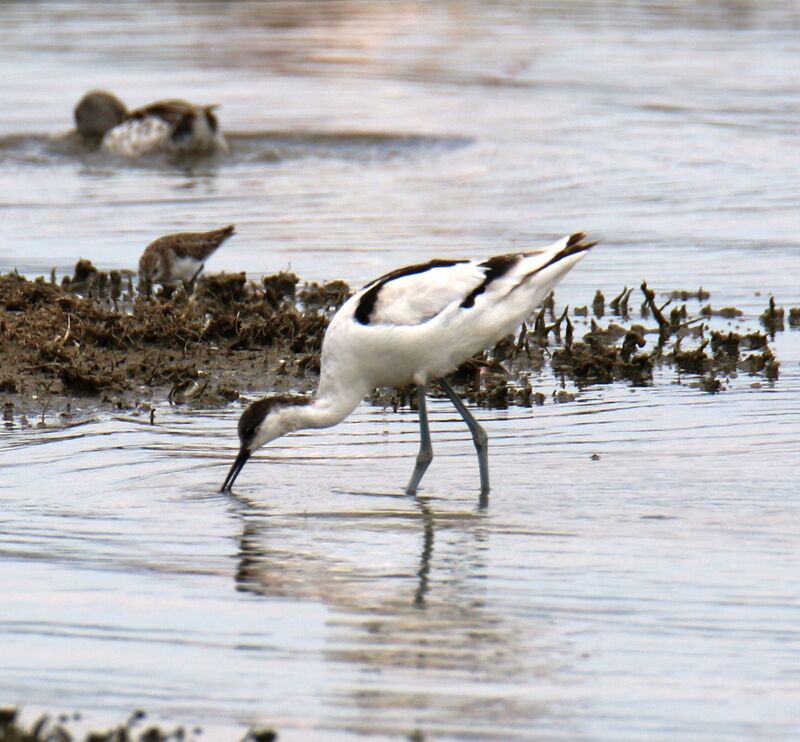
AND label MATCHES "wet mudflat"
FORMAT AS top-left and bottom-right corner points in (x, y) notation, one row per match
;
(0, 264), (789, 418)
(2, 1), (800, 740)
